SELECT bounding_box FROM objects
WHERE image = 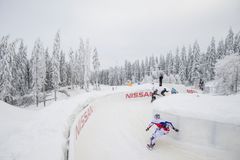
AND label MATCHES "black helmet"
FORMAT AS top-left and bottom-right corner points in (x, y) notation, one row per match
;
(154, 113), (160, 119)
